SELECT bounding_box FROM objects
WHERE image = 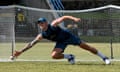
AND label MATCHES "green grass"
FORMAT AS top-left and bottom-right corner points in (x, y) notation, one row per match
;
(0, 61), (120, 72)
(0, 42), (120, 72)
(14, 42), (120, 60)
(0, 42), (120, 60)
